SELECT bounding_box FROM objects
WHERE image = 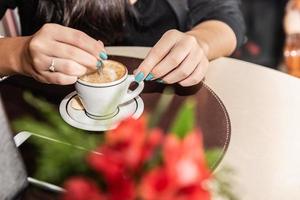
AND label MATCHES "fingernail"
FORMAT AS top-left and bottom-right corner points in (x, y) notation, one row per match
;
(145, 73), (155, 81)
(156, 79), (165, 83)
(135, 72), (145, 83)
(99, 52), (108, 60)
(96, 60), (103, 68)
